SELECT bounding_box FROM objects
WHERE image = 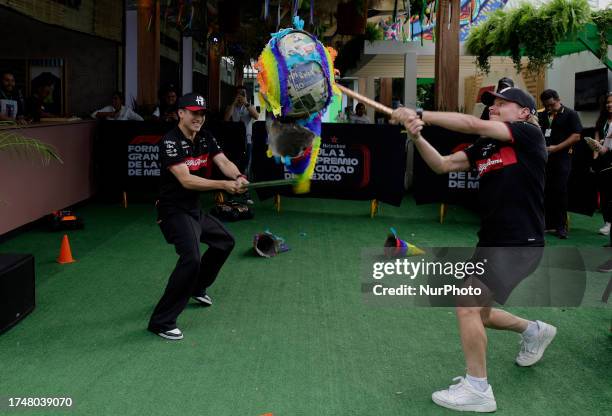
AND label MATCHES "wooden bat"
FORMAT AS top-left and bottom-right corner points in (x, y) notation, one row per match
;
(336, 84), (394, 116)
(244, 179), (296, 190)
